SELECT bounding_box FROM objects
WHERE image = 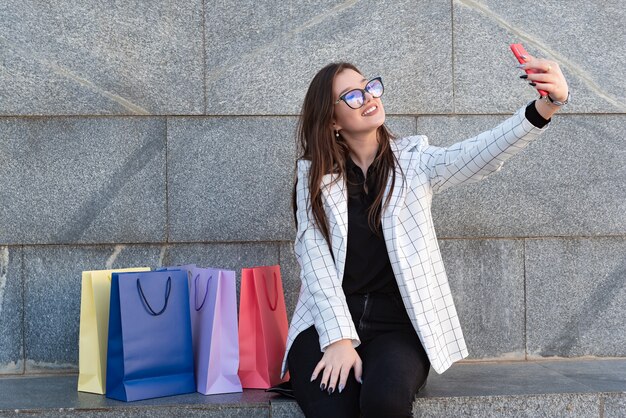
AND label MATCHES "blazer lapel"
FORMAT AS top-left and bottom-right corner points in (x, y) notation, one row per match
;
(320, 172), (348, 277)
(382, 141), (418, 234)
(319, 139), (420, 282)
(381, 139), (422, 289)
